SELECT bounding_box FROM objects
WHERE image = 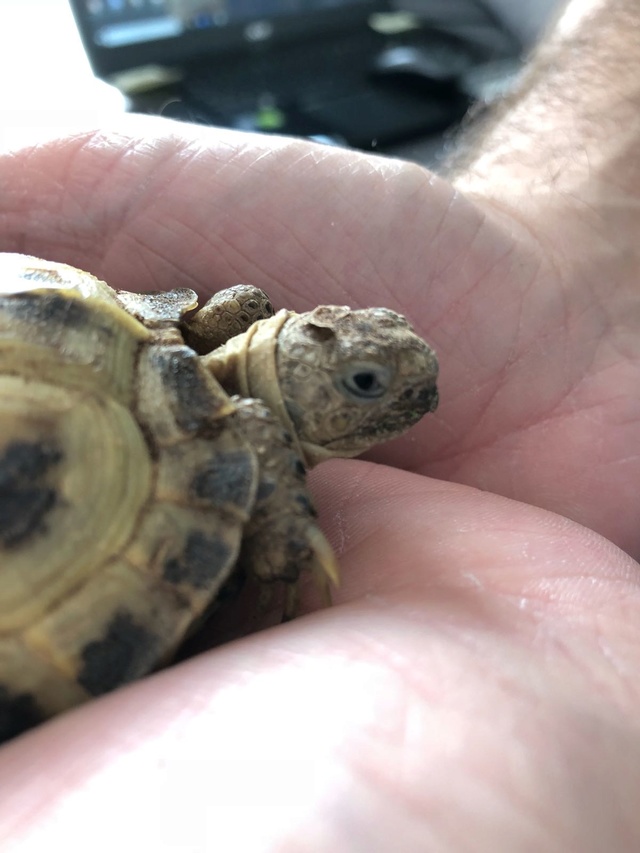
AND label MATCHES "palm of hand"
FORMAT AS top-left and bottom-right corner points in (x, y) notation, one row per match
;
(0, 123), (639, 849)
